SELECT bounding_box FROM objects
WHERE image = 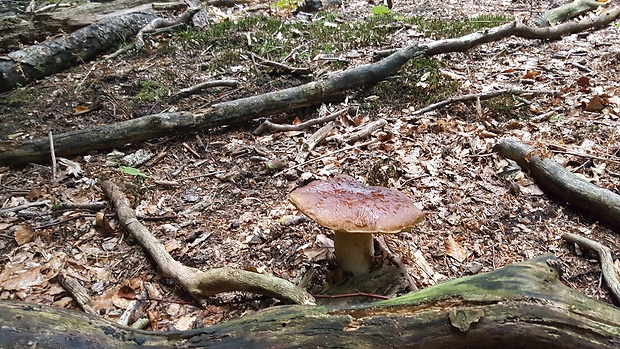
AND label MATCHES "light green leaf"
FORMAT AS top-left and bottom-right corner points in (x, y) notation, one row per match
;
(372, 5), (392, 16)
(119, 166), (148, 178)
